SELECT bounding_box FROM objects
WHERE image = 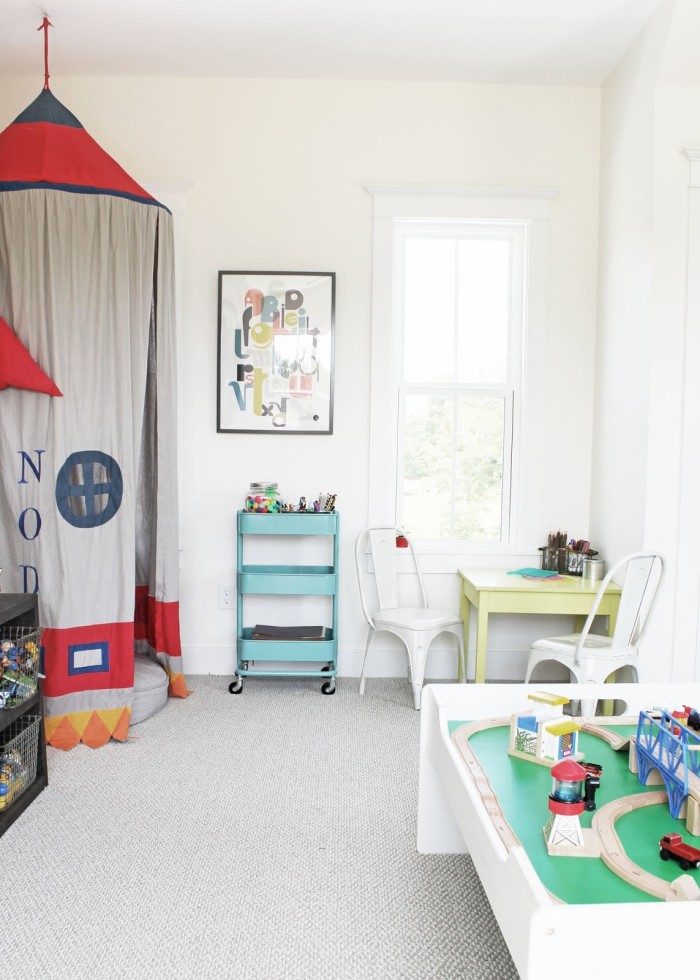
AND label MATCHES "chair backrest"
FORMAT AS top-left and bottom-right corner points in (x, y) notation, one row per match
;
(611, 553), (663, 651)
(575, 552), (663, 663)
(354, 526), (427, 626)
